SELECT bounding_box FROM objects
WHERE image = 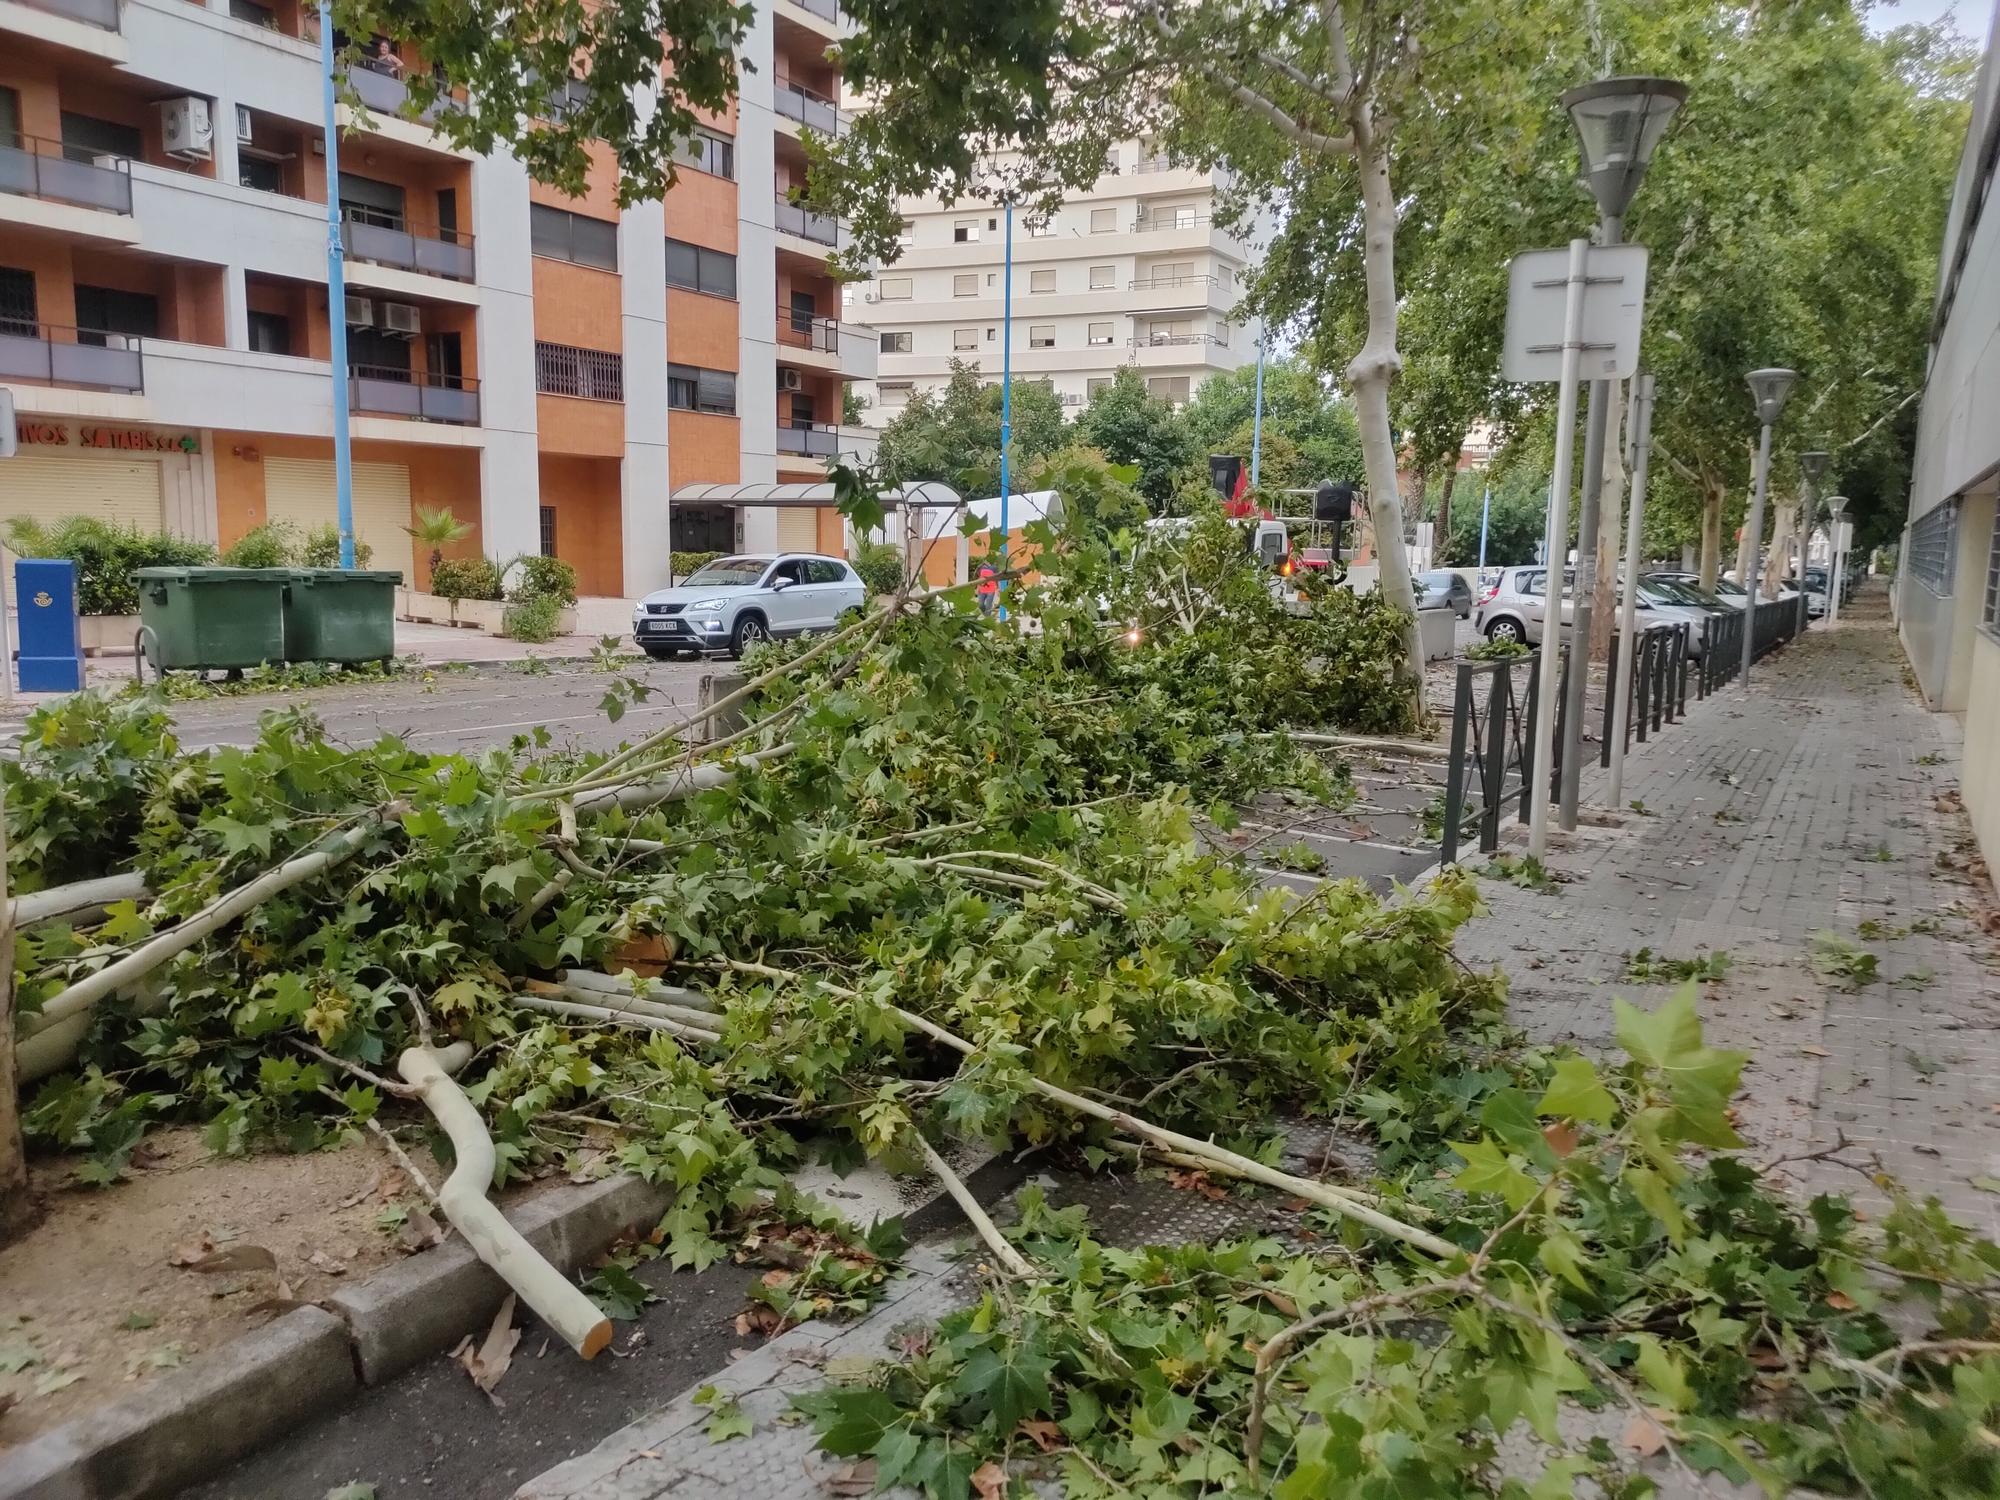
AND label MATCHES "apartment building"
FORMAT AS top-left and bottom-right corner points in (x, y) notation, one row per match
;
(0, 0), (874, 600)
(1898, 4), (2000, 870)
(857, 146), (1260, 424)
